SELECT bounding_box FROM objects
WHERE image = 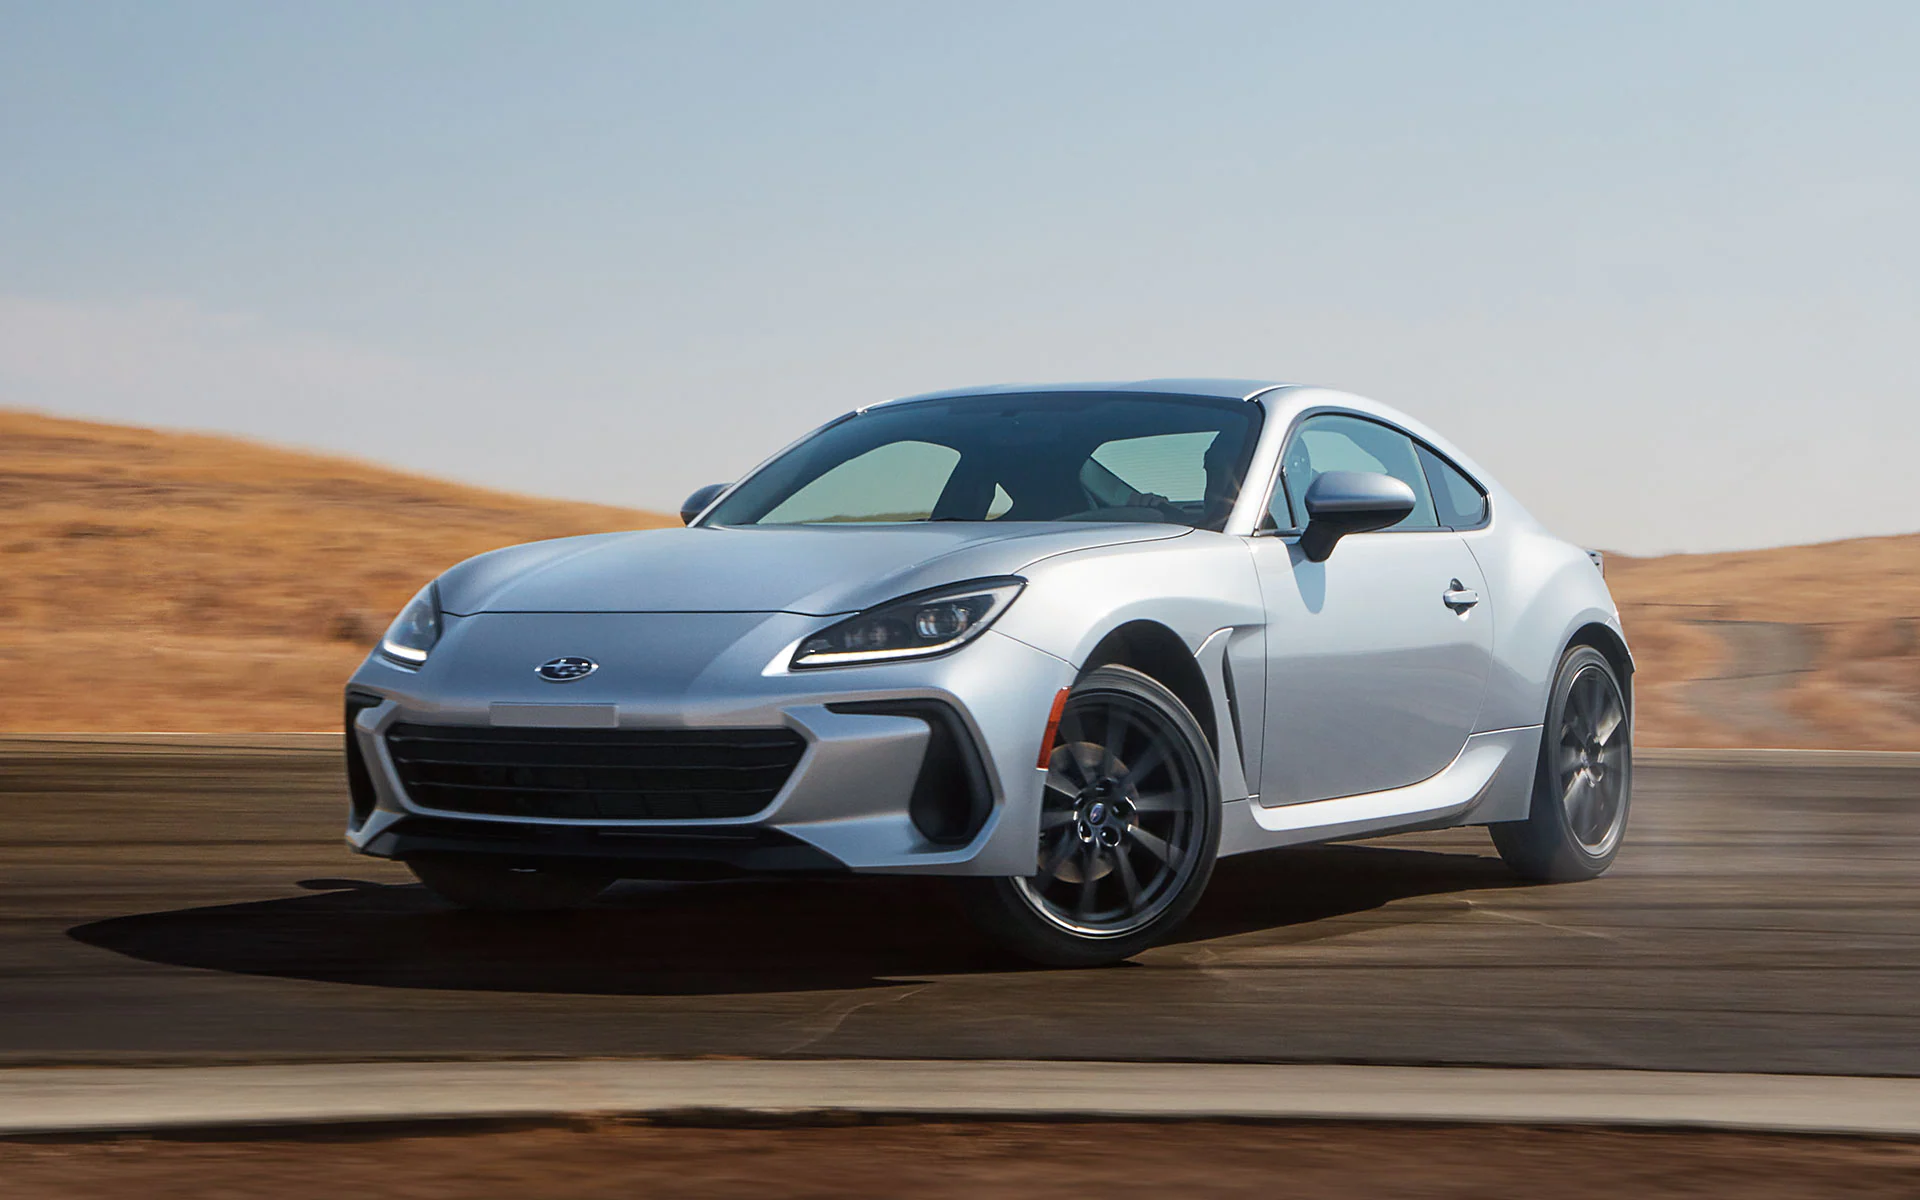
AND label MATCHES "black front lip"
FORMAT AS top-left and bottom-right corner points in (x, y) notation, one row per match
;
(359, 815), (849, 880)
